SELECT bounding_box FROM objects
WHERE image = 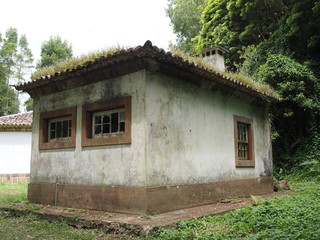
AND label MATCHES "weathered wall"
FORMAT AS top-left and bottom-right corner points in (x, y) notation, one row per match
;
(145, 72), (272, 186)
(0, 131), (31, 174)
(29, 68), (273, 213)
(30, 70), (147, 186)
